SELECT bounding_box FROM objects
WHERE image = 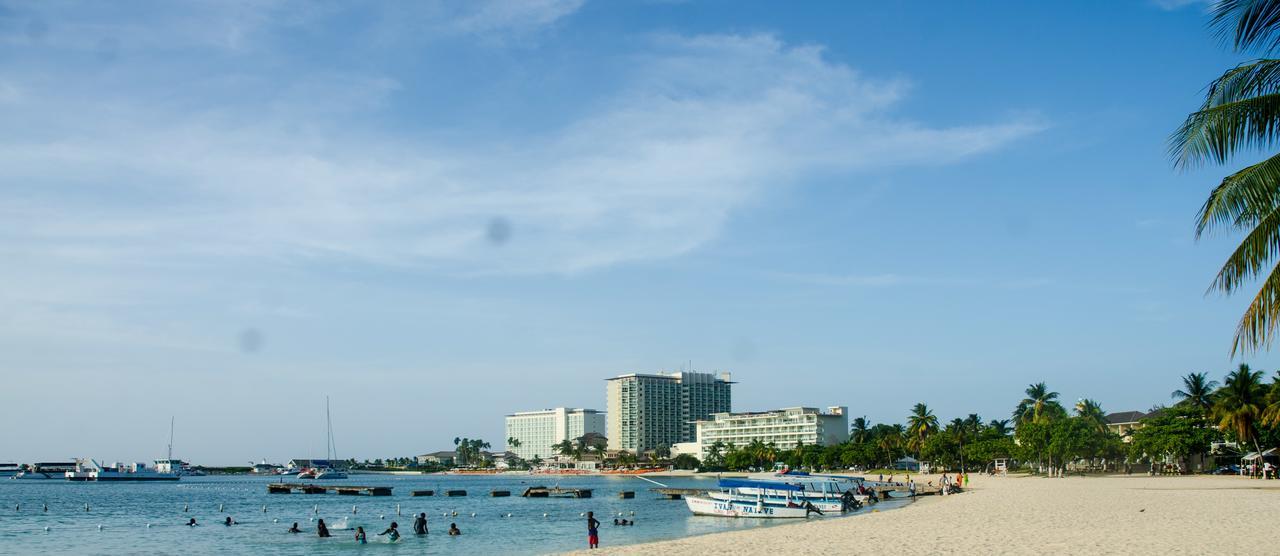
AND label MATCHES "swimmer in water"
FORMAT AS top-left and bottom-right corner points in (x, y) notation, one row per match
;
(355, 526), (366, 544)
(413, 513), (428, 535)
(288, 522), (301, 533)
(187, 518), (198, 527)
(379, 522), (400, 541)
(224, 517), (235, 526)
(317, 518), (331, 538)
(448, 523), (461, 536)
